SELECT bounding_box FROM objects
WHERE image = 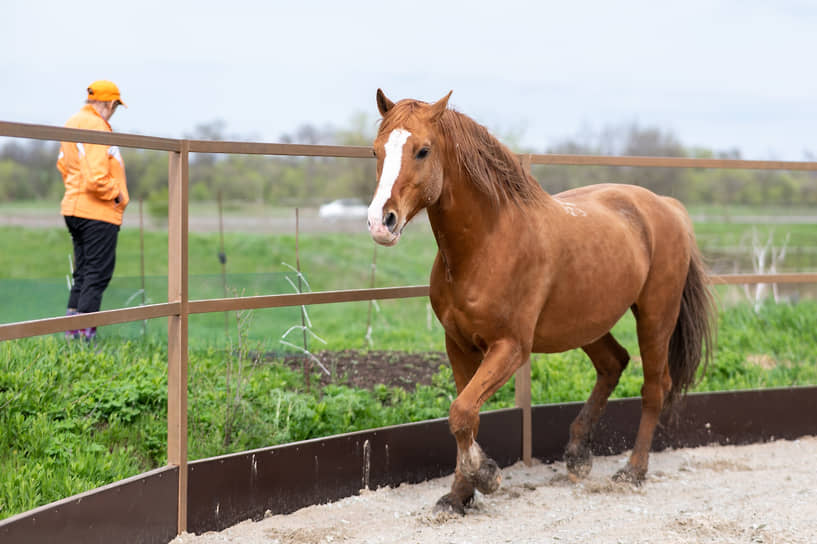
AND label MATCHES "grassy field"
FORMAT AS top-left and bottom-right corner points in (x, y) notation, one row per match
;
(1, 213), (817, 520)
(0, 222), (441, 350)
(2, 205), (815, 348)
